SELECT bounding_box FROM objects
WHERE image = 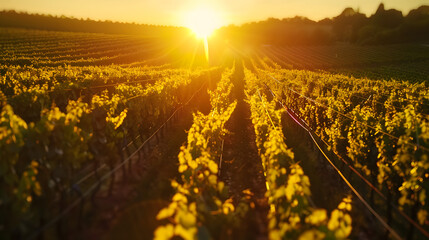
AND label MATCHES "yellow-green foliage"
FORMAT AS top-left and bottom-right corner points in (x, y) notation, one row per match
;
(258, 66), (429, 226)
(245, 68), (352, 240)
(155, 67), (245, 240)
